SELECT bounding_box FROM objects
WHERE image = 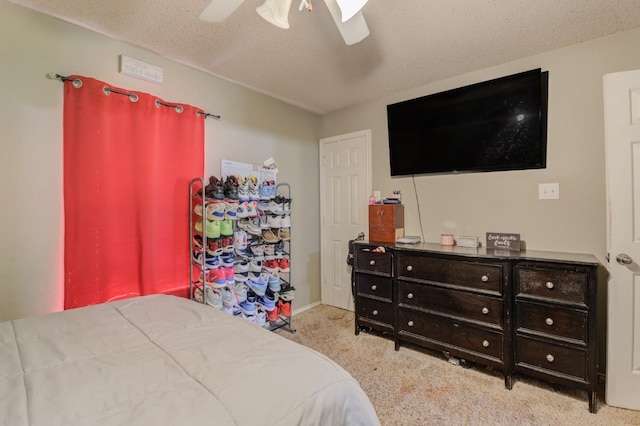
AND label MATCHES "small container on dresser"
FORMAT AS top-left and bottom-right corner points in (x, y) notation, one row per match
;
(353, 244), (394, 335)
(513, 260), (599, 413)
(369, 204), (404, 243)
